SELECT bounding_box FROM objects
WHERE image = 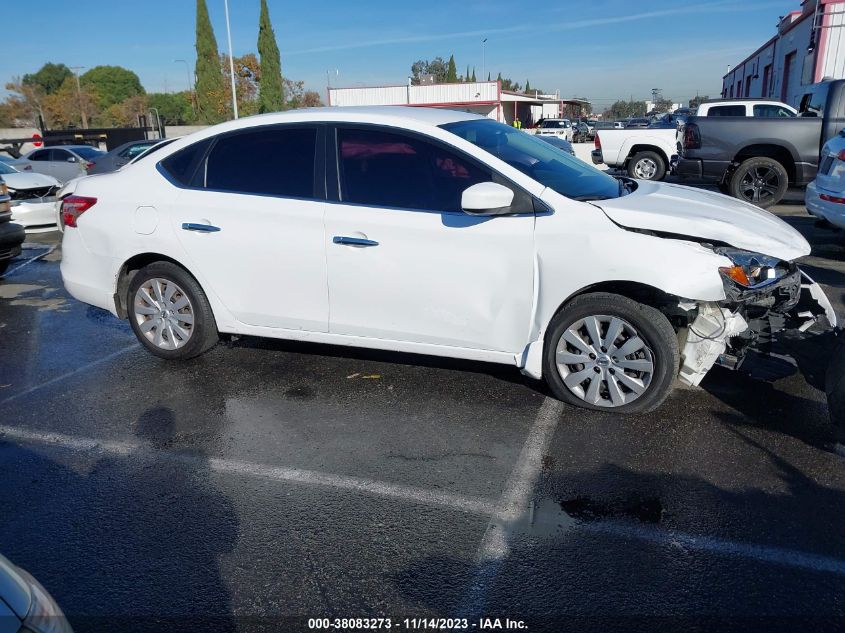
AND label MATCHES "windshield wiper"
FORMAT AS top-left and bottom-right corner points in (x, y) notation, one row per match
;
(573, 195), (611, 201)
